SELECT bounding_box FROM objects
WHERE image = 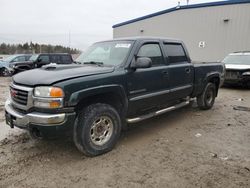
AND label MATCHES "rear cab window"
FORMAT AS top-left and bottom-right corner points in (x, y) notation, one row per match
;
(61, 55), (72, 64)
(164, 43), (188, 64)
